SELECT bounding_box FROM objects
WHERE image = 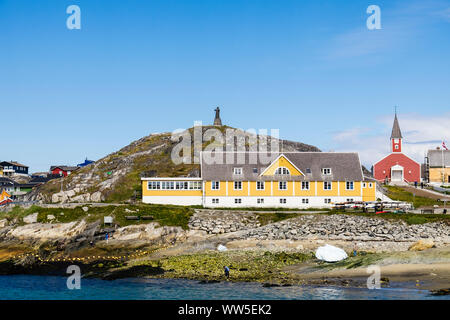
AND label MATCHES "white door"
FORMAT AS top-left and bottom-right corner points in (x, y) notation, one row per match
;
(392, 170), (403, 181)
